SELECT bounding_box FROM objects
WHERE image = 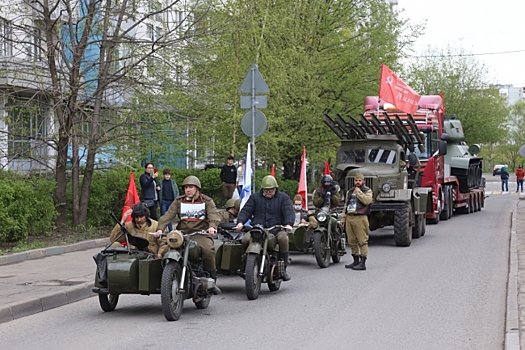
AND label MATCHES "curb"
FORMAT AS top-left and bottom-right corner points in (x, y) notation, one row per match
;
(0, 282), (95, 324)
(0, 238), (110, 266)
(506, 207), (520, 350)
